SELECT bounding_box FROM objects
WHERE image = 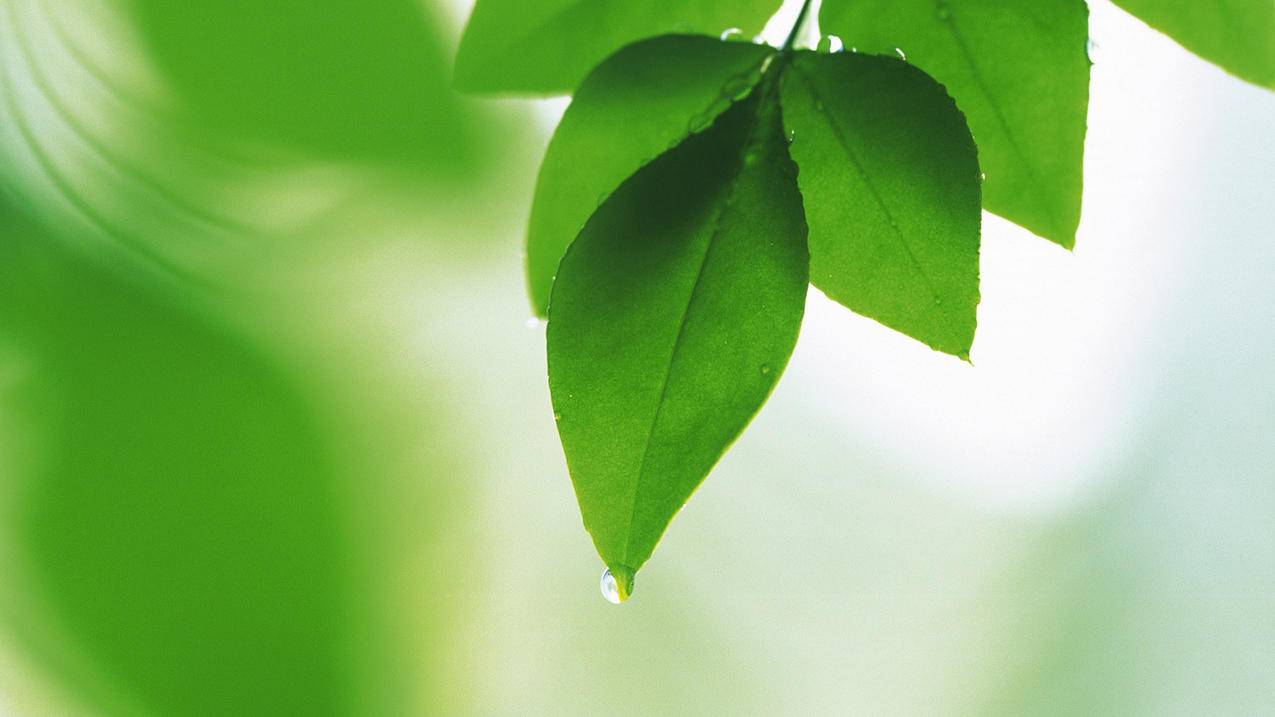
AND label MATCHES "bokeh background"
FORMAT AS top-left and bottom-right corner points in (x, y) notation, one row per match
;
(1, 0), (1273, 714)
